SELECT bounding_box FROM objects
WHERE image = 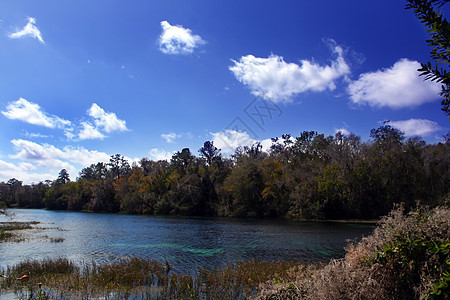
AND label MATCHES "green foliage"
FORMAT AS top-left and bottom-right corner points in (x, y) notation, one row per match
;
(406, 0), (450, 116)
(369, 208), (450, 299)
